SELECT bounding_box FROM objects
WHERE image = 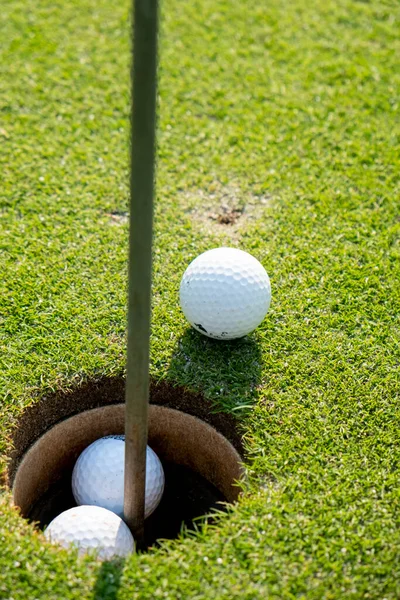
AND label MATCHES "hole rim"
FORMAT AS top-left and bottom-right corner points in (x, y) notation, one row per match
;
(11, 404), (245, 522)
